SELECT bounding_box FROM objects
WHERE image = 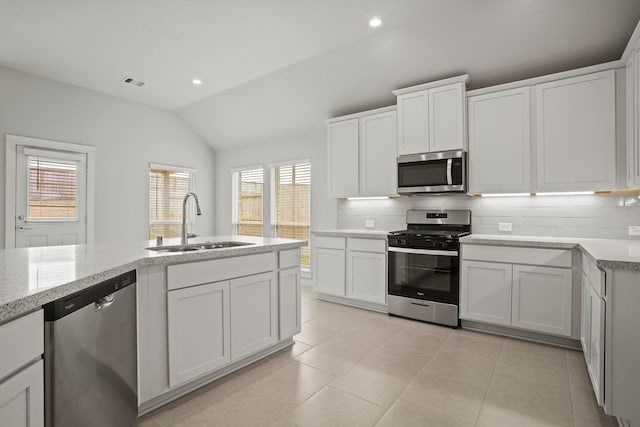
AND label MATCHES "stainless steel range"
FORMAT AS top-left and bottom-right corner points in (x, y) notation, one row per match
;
(387, 209), (471, 327)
